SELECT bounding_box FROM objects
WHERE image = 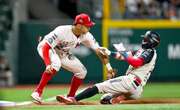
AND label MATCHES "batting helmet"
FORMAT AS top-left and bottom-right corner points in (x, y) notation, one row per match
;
(141, 31), (160, 49)
(74, 13), (95, 27)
